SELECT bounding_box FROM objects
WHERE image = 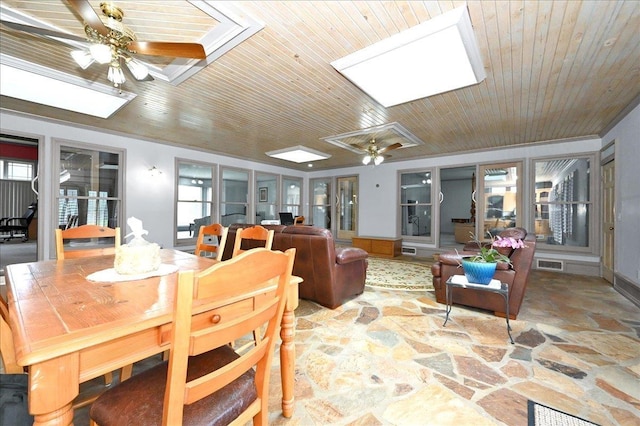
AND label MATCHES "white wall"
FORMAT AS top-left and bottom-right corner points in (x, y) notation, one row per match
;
(4, 108), (632, 281)
(601, 102), (640, 285)
(0, 112), (305, 259)
(310, 138), (602, 240)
